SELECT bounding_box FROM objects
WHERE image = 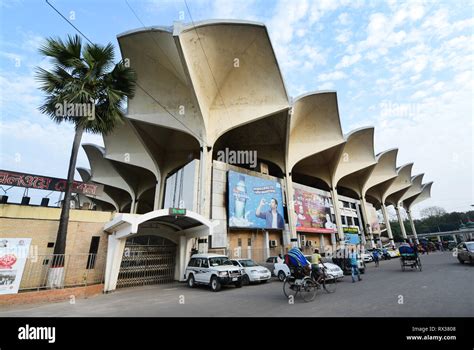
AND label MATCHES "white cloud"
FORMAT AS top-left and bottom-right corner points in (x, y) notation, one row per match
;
(317, 70), (347, 82)
(336, 53), (361, 69)
(335, 29), (352, 44)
